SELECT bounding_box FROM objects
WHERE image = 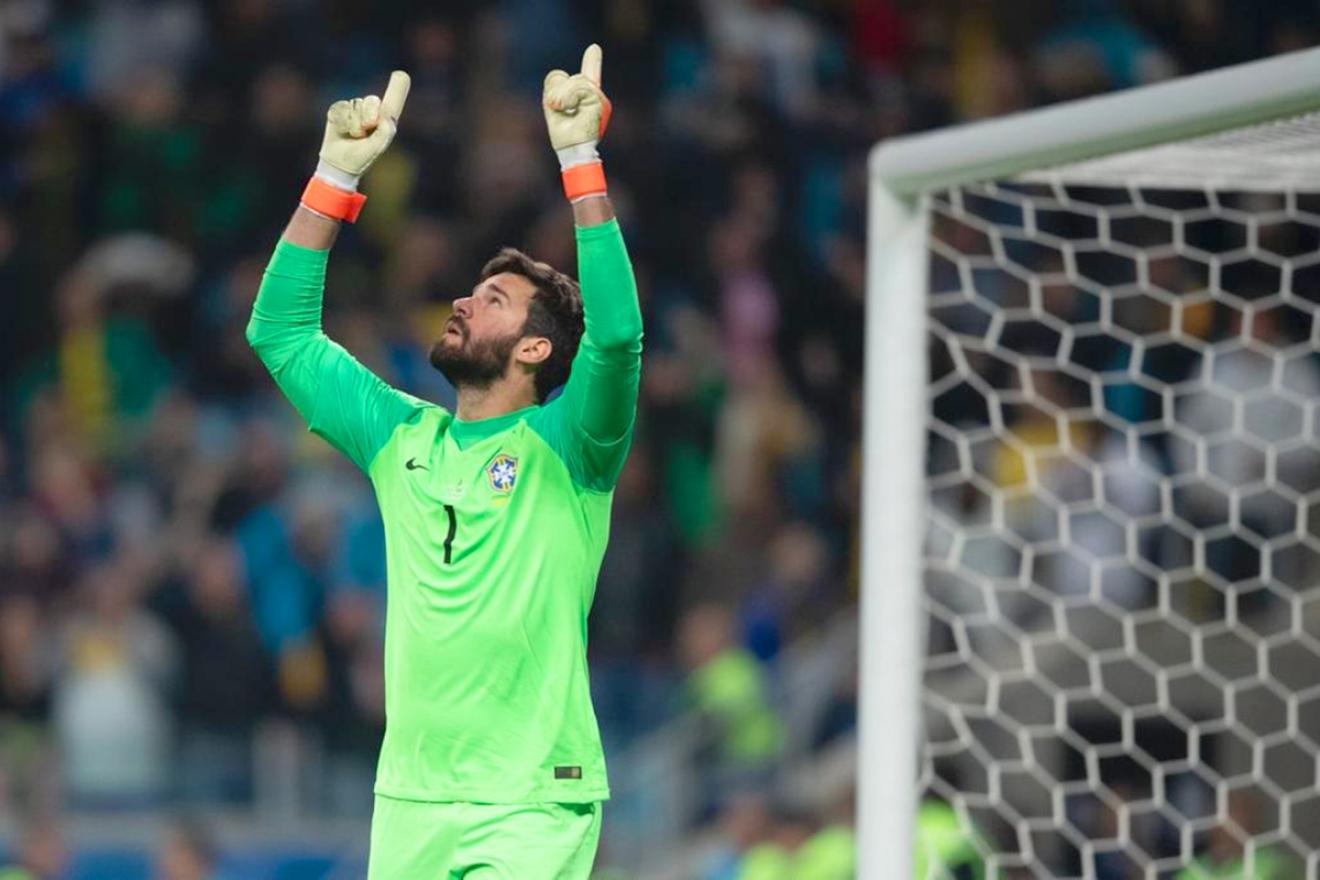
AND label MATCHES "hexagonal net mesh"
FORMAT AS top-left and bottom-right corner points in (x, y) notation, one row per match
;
(1018, 112), (1320, 193)
(921, 158), (1320, 877)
